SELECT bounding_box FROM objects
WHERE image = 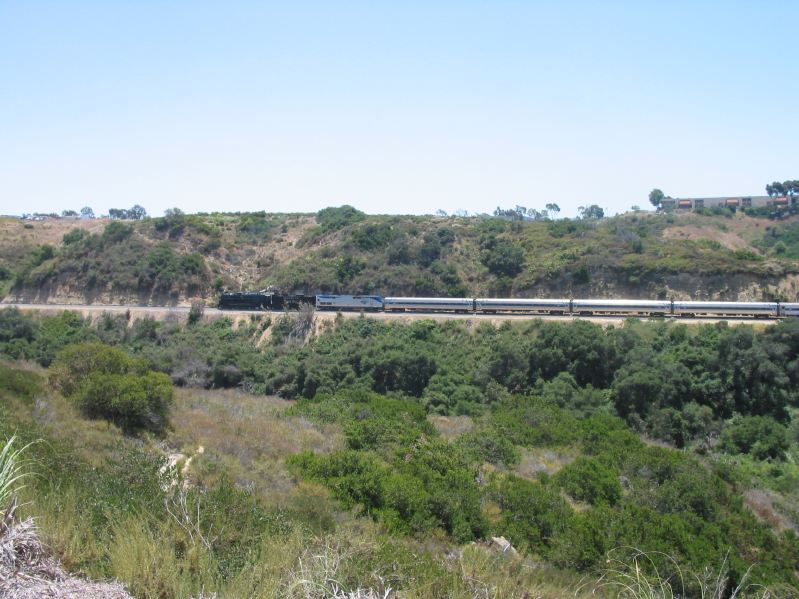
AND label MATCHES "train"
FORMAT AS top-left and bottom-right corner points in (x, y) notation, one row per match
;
(218, 292), (799, 319)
